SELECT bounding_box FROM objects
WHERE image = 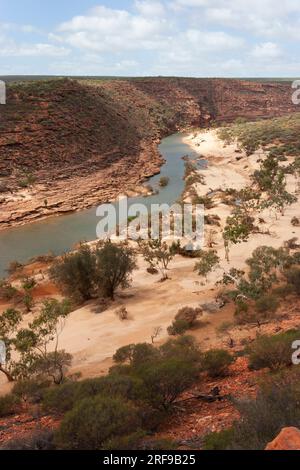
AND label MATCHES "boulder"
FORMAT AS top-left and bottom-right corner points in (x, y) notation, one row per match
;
(265, 427), (300, 450)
